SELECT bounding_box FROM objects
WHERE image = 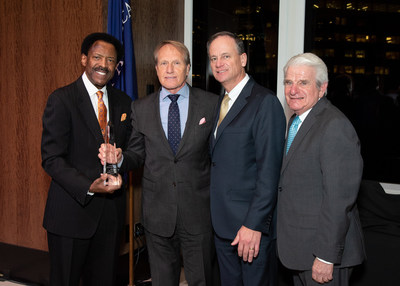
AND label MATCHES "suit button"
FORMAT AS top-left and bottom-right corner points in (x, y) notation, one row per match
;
(212, 162), (216, 167)
(172, 182), (176, 187)
(278, 187), (282, 192)
(174, 159), (178, 163)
